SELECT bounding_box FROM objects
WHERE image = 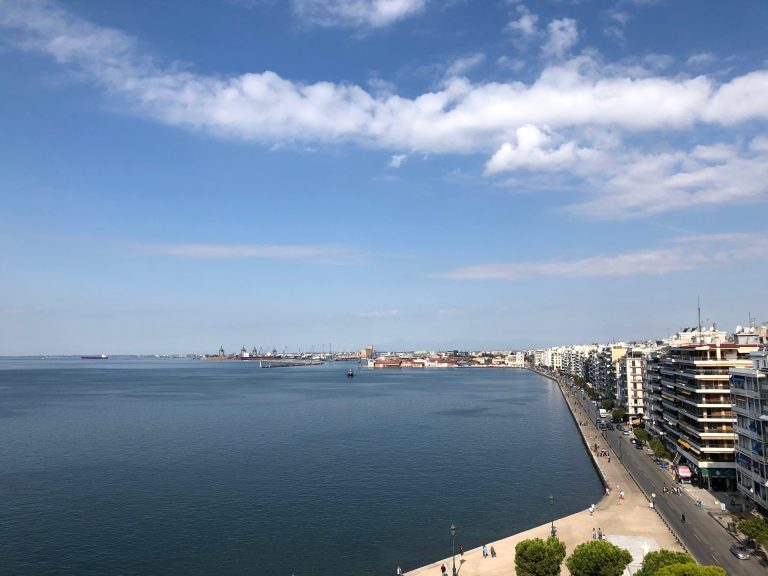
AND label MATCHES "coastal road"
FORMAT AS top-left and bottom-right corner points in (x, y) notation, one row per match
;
(587, 408), (765, 575)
